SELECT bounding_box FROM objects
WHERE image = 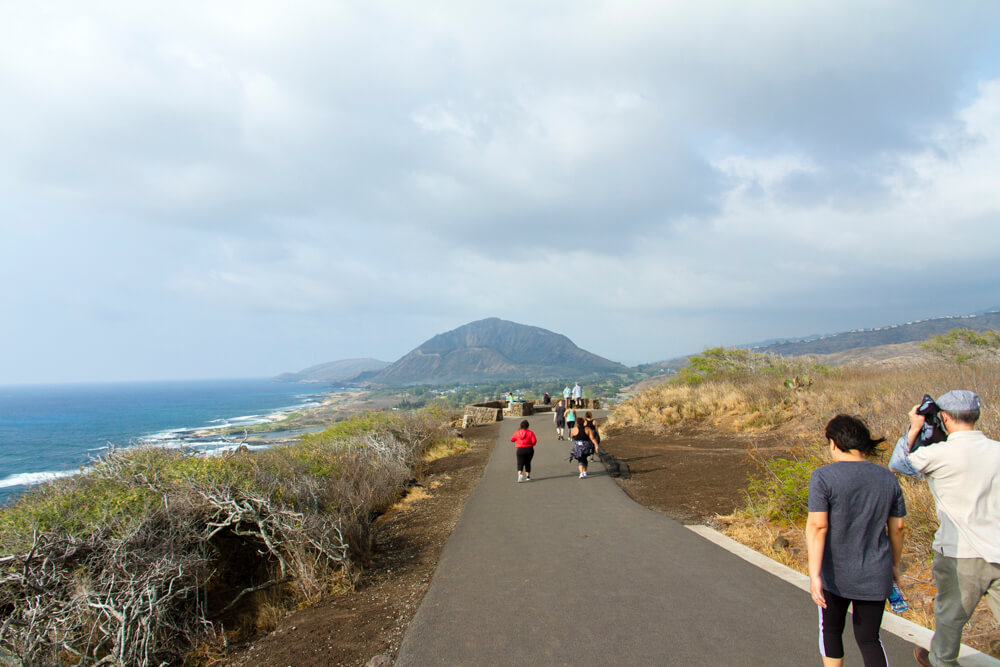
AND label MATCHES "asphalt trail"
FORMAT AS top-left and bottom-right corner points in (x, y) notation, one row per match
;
(395, 414), (931, 666)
